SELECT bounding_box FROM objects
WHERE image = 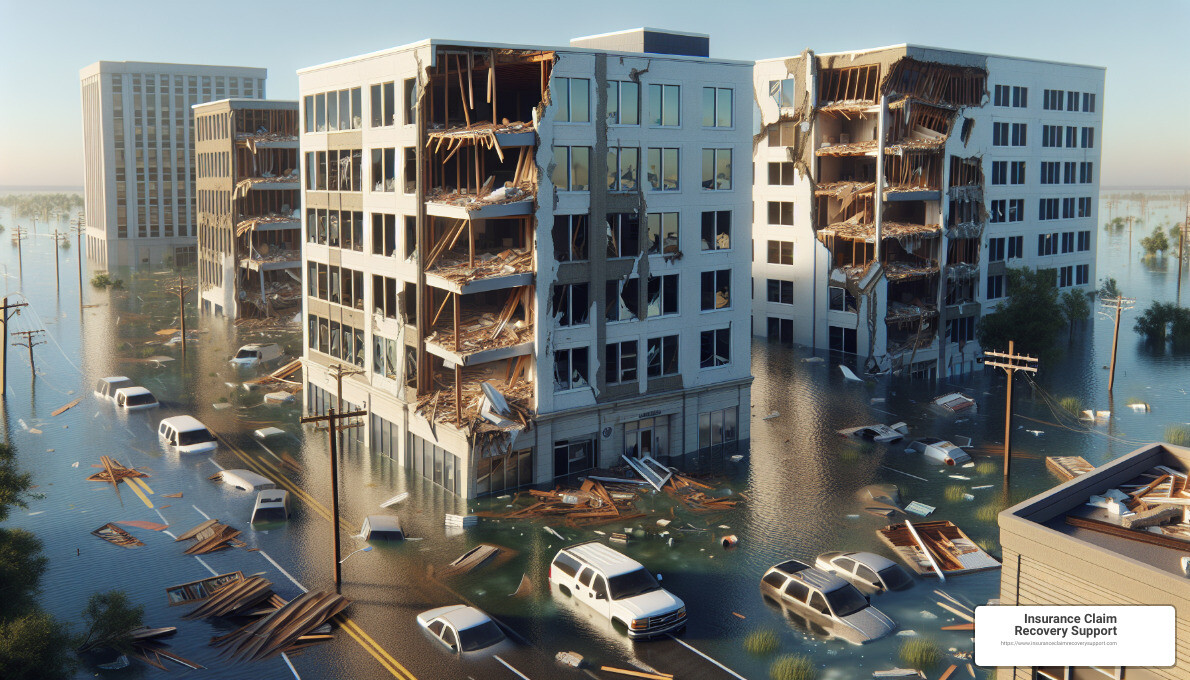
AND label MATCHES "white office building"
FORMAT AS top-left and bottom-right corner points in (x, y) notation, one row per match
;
(80, 61), (267, 269)
(298, 28), (752, 498)
(752, 45), (1103, 378)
